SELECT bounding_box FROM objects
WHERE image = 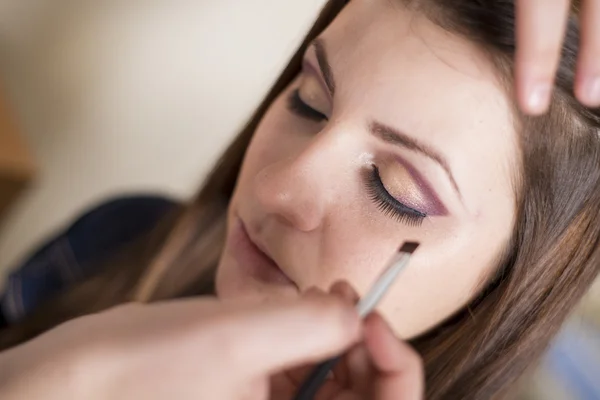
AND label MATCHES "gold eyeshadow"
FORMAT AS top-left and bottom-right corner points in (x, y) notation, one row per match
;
(378, 161), (427, 211)
(375, 157), (448, 216)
